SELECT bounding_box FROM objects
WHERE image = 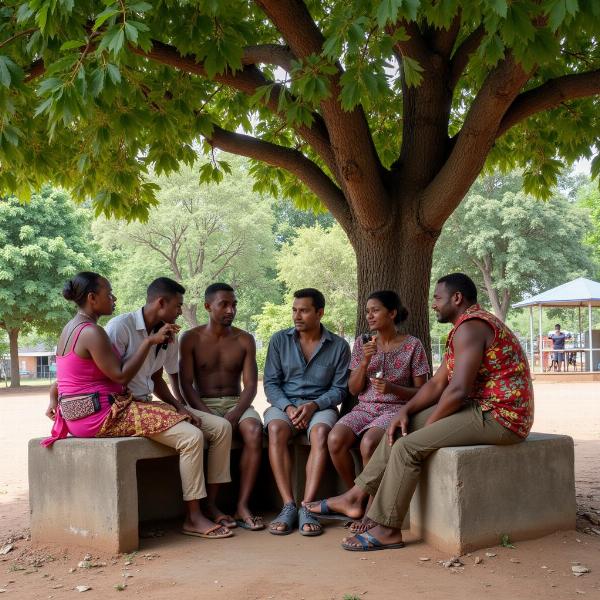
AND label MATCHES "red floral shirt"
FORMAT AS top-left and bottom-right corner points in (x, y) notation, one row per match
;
(445, 304), (534, 438)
